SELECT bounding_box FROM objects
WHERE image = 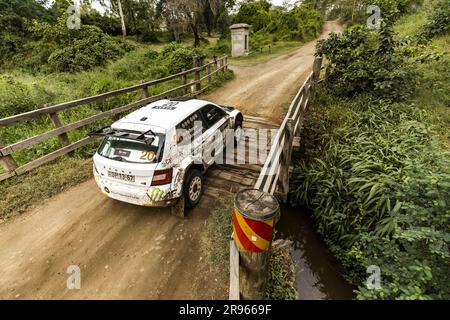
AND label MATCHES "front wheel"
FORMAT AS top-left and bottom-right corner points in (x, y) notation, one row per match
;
(183, 169), (204, 208)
